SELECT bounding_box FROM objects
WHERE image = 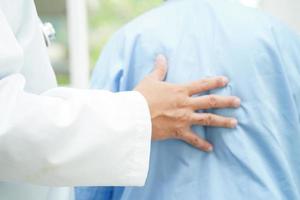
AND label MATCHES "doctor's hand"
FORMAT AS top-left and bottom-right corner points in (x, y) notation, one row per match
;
(134, 55), (240, 152)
